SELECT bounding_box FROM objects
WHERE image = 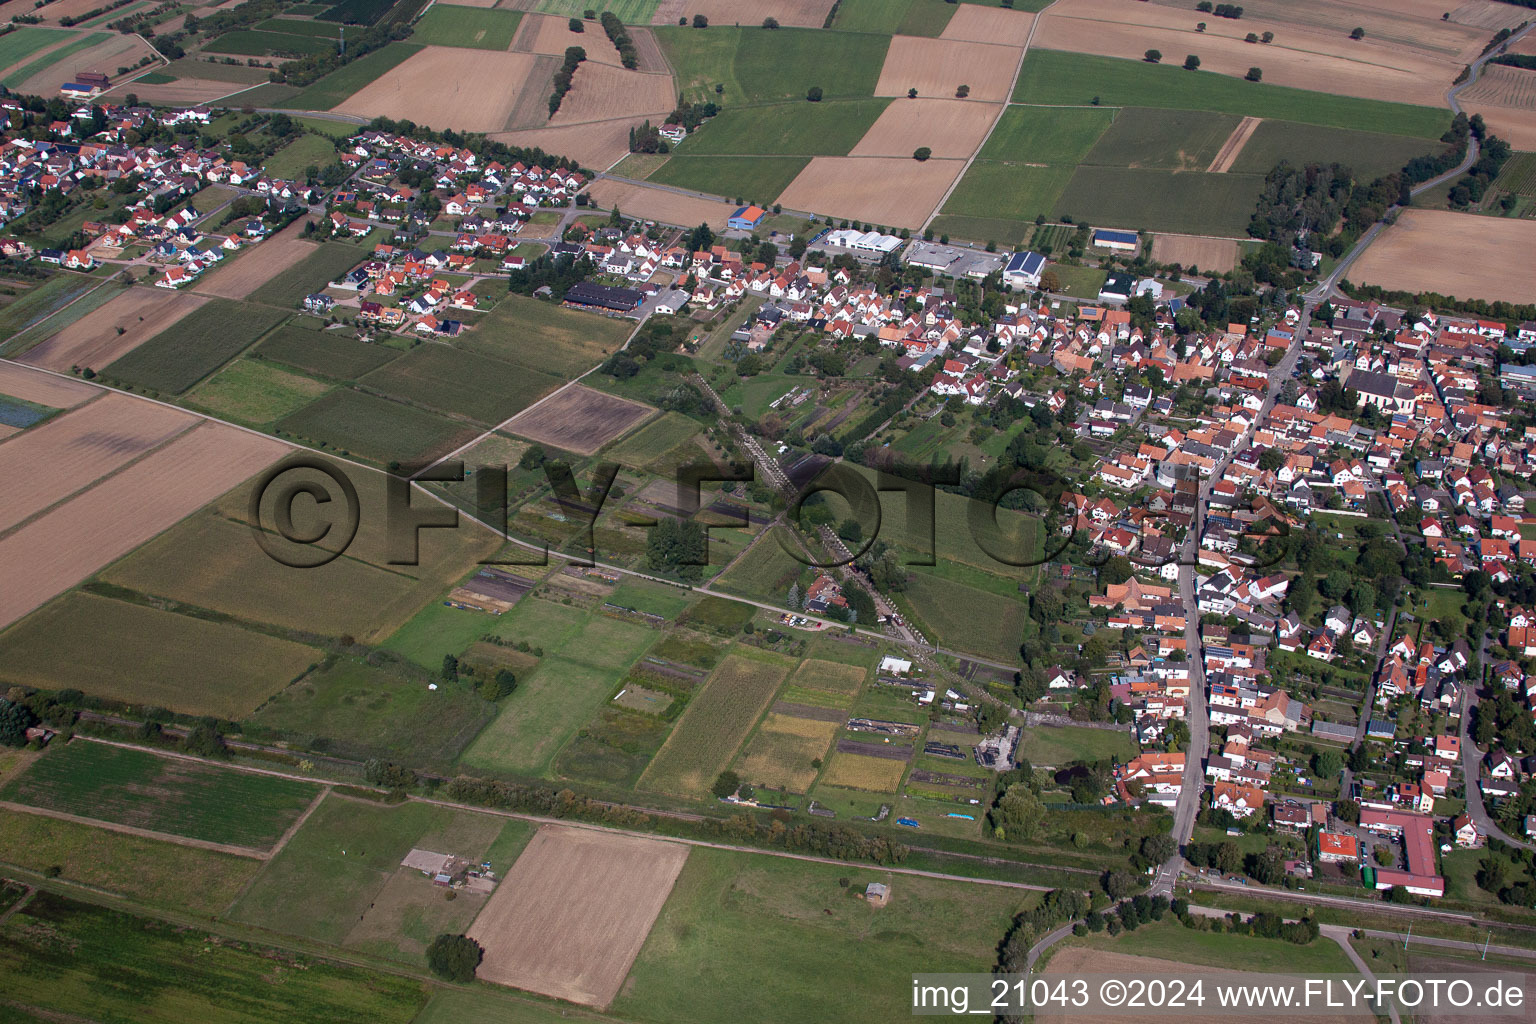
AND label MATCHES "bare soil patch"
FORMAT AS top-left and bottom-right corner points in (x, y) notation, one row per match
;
(111, 77), (249, 106)
(0, 419), (289, 630)
(1348, 208), (1536, 304)
(335, 47), (549, 132)
(0, 361), (100, 408)
(1038, 0), (1459, 107)
(467, 825), (688, 1008)
(0, 392), (195, 533)
(875, 36), (1021, 104)
(515, 14), (667, 72)
(650, 0), (833, 28)
(849, 98), (1000, 159)
(584, 178), (741, 227)
(940, 4), (1034, 47)
(547, 60), (675, 127)
(193, 218), (317, 300)
(20, 287), (208, 373)
(776, 155), (963, 230)
(1150, 233), (1240, 273)
(504, 383), (653, 455)
(14, 34), (158, 96)
(1207, 115), (1261, 173)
